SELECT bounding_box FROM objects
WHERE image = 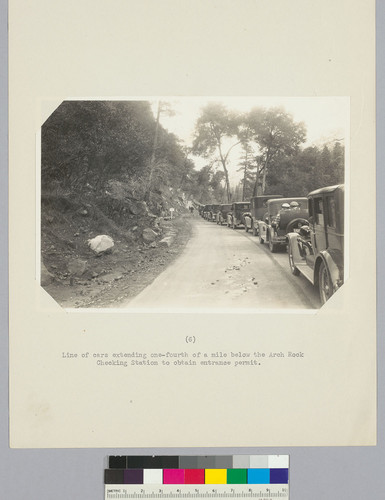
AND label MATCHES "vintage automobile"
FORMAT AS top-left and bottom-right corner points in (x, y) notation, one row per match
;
(202, 204), (213, 220)
(208, 204), (221, 222)
(218, 203), (232, 225)
(286, 185), (344, 304)
(257, 197), (309, 252)
(227, 202), (251, 229)
(244, 194), (283, 235)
